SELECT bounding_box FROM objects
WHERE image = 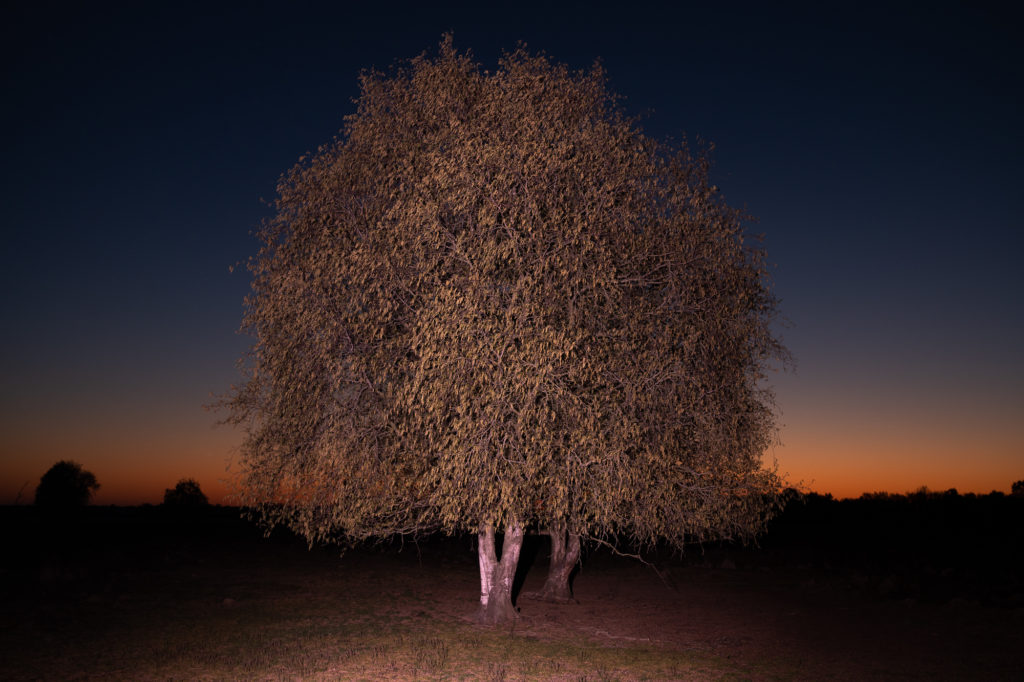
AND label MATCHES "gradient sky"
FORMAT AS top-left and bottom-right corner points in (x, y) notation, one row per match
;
(2, 1), (1021, 505)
